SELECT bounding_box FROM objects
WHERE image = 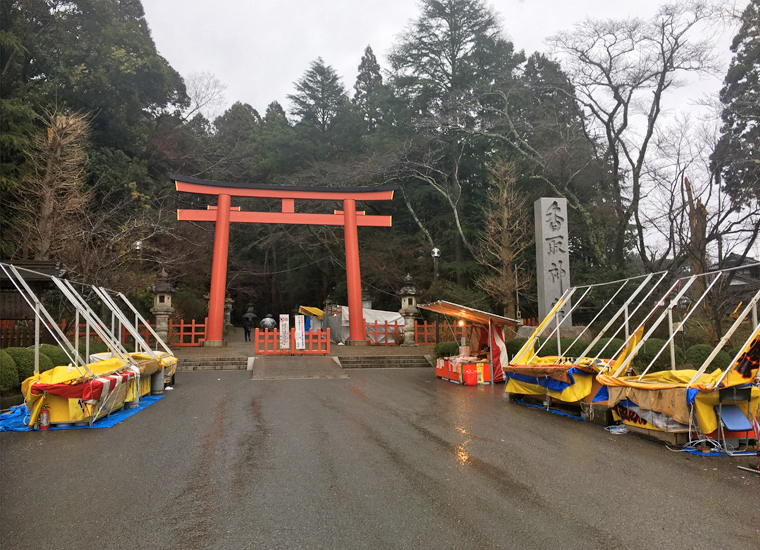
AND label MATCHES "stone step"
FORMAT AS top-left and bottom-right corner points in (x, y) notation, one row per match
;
(338, 355), (434, 368)
(179, 359), (248, 365)
(177, 357), (249, 371)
